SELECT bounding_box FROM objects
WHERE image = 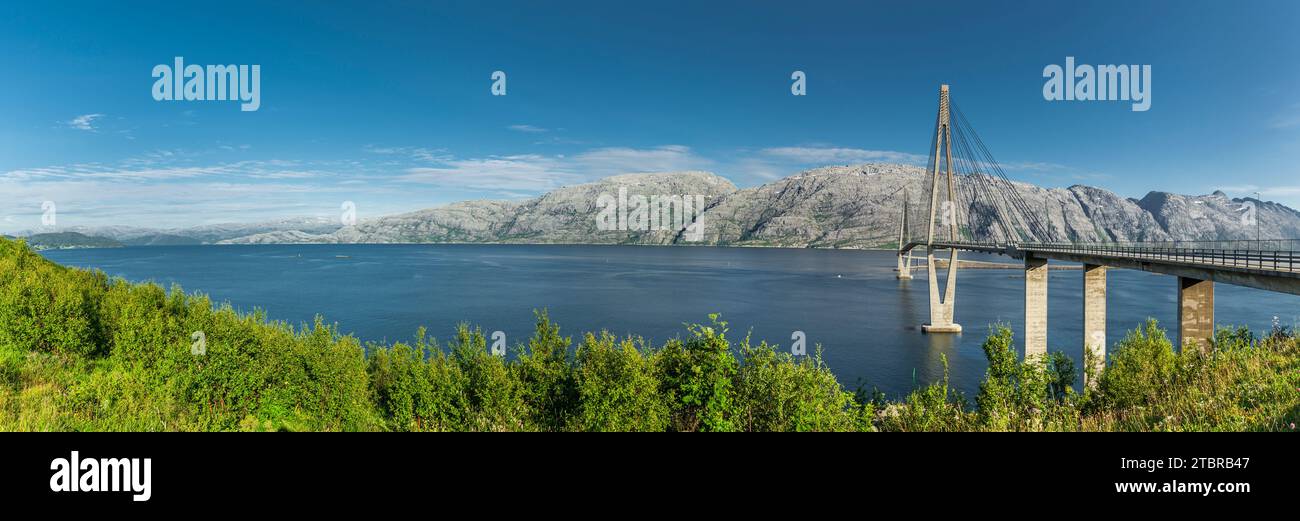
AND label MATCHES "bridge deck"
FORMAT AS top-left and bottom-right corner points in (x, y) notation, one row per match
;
(903, 241), (1300, 295)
